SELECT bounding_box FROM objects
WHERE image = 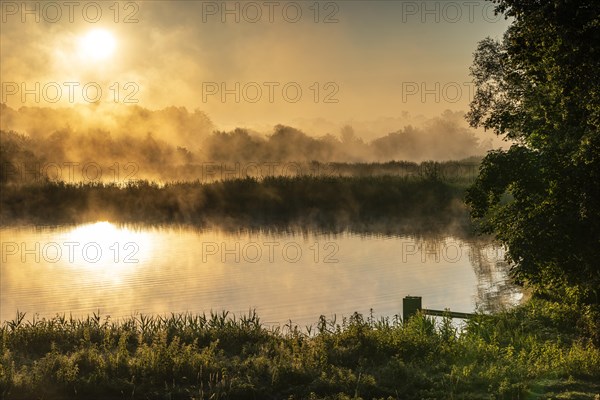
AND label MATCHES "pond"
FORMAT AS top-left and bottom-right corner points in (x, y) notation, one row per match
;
(0, 222), (521, 326)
